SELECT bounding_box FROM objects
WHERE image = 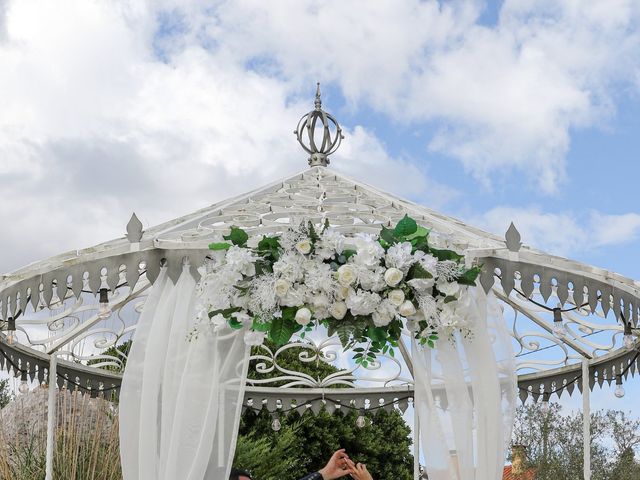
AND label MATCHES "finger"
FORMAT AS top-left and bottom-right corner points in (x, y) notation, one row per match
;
(333, 448), (346, 460)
